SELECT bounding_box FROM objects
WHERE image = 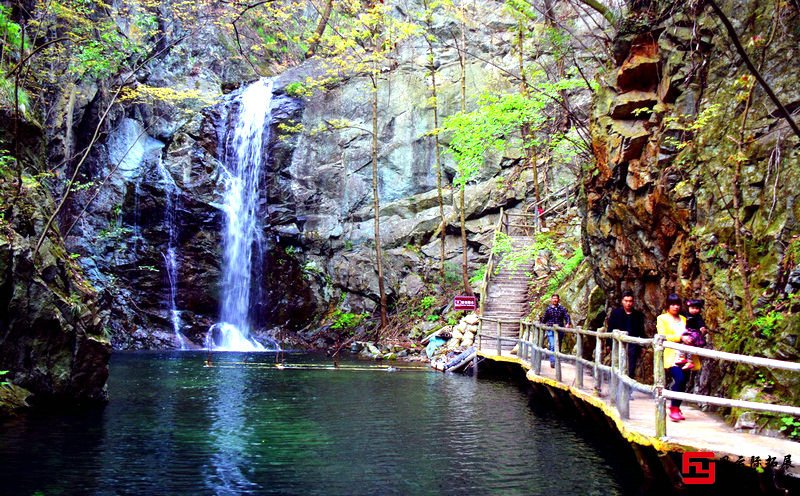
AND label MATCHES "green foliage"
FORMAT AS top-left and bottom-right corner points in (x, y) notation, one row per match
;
(780, 416), (800, 440)
(545, 248), (584, 296)
(98, 225), (132, 241)
(419, 295), (436, 310)
(753, 310), (783, 339)
(443, 261), (461, 285)
(441, 92), (547, 189)
(469, 265), (486, 286)
(277, 120), (304, 139)
(138, 265), (159, 272)
(754, 370), (774, 388)
(331, 309), (368, 333)
(412, 295), (440, 321)
(493, 231), (562, 273)
(0, 6), (23, 49)
(70, 181), (95, 193)
(441, 73), (588, 189)
(0, 370), (9, 387)
(0, 149), (16, 178)
(662, 103), (723, 152)
(285, 82), (310, 98)
(550, 128), (588, 168)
